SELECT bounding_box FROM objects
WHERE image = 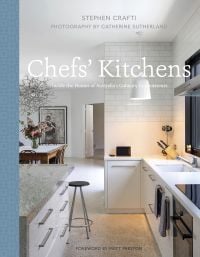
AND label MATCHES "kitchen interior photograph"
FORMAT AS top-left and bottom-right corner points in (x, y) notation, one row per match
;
(19, 0), (200, 257)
